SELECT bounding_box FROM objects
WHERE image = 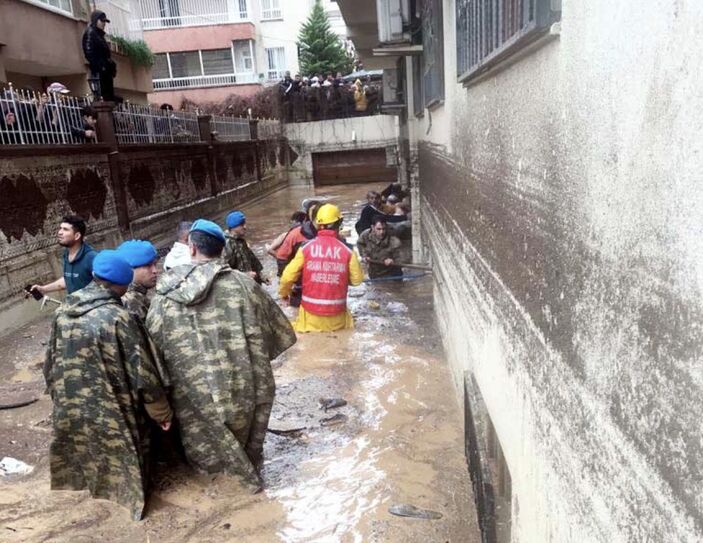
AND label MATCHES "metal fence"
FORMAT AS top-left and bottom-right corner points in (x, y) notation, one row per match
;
(210, 115), (250, 142)
(153, 72), (258, 91)
(257, 119), (282, 140)
(113, 103), (200, 144)
(456, 0), (561, 81)
(1, 86), (94, 145)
